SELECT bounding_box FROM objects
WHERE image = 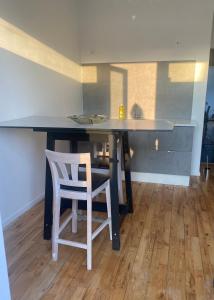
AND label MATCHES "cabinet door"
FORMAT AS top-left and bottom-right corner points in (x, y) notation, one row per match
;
(129, 127), (194, 176)
(148, 127), (194, 152)
(130, 149), (192, 175)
